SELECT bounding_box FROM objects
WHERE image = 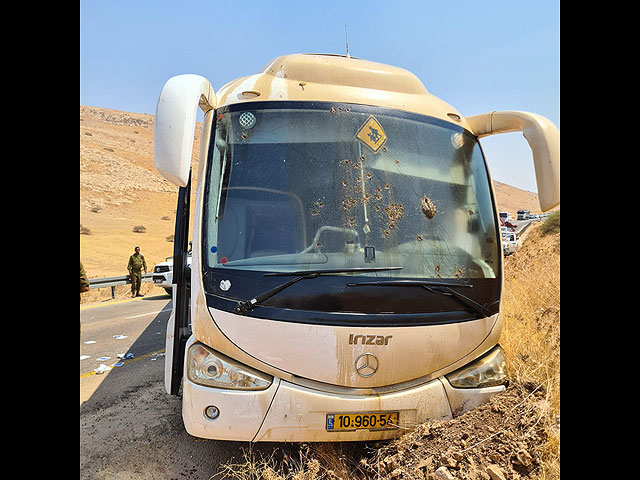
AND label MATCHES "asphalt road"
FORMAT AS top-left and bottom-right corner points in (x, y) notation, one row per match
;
(80, 294), (296, 479)
(80, 294), (171, 377)
(513, 218), (535, 234)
